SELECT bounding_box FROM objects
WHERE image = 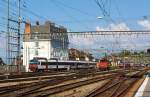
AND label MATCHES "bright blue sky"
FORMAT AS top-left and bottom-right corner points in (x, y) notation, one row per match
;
(23, 0), (150, 31)
(1, 0), (150, 61)
(0, 0), (150, 33)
